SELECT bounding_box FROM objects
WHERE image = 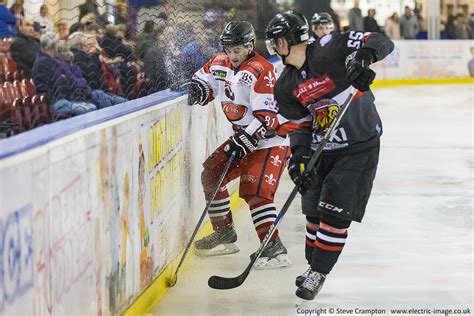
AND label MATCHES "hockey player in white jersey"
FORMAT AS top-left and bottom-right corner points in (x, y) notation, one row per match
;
(185, 21), (291, 269)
